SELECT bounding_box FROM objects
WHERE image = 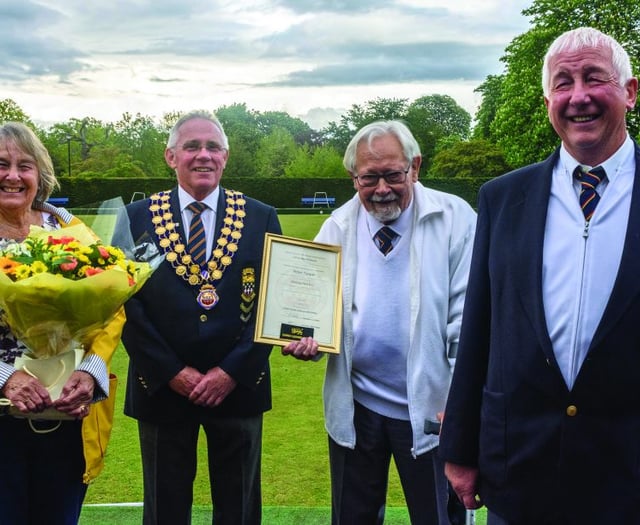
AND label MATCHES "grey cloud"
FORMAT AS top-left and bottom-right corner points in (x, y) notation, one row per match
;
(0, 0), (530, 103)
(272, 0), (389, 14)
(0, 2), (86, 80)
(149, 76), (184, 83)
(262, 41), (503, 86)
(119, 36), (255, 58)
